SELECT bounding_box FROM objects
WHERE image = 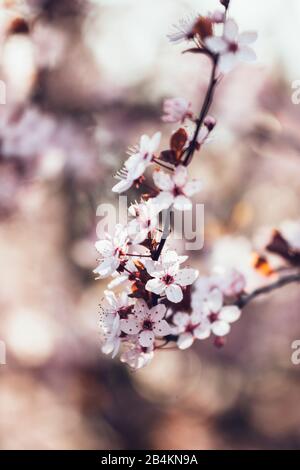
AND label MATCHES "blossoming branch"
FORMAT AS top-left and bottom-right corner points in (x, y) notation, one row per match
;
(94, 0), (300, 370)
